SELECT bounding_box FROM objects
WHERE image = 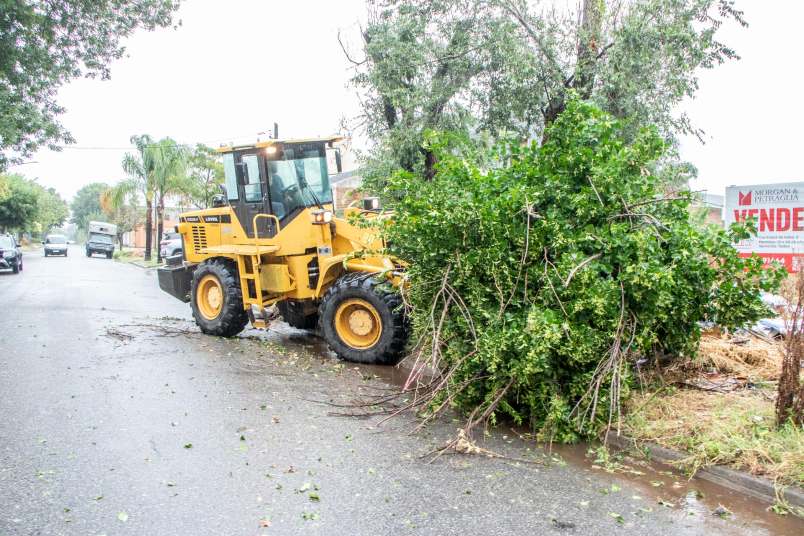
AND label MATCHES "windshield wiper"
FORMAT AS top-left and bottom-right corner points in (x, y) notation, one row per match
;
(298, 178), (324, 210)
